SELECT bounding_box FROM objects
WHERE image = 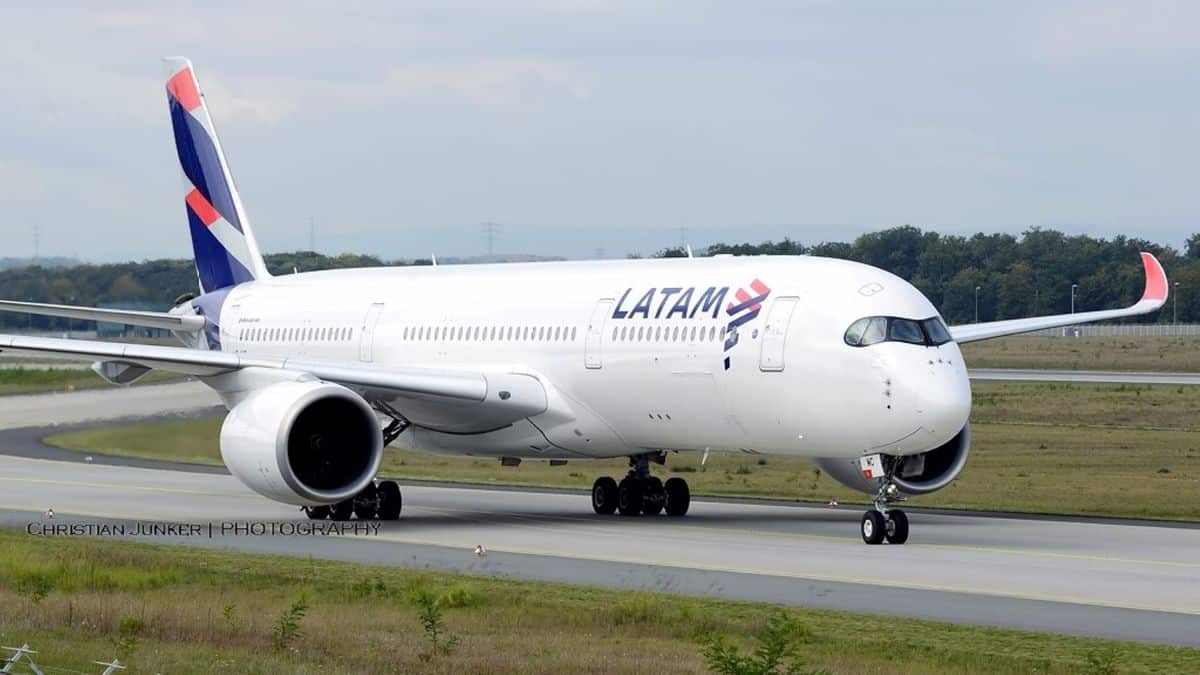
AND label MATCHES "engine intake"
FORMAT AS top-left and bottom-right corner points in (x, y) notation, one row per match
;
(814, 424), (970, 496)
(220, 380), (383, 505)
